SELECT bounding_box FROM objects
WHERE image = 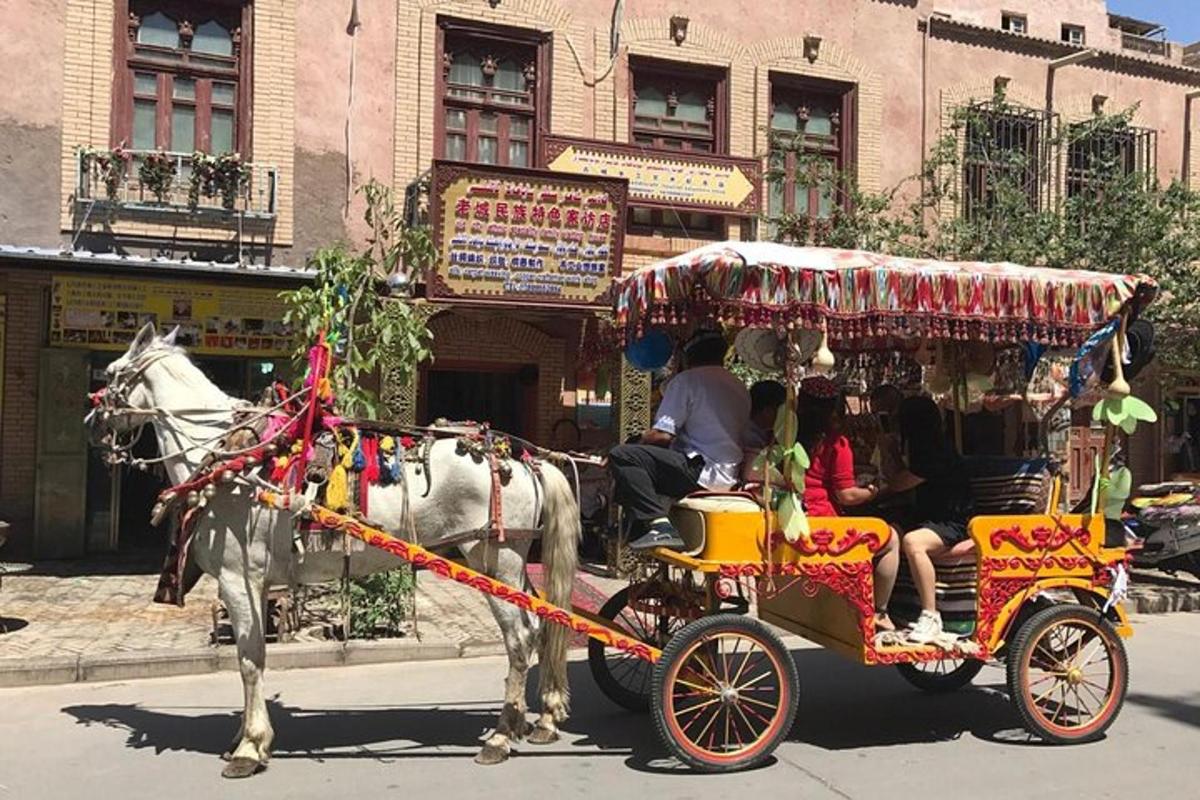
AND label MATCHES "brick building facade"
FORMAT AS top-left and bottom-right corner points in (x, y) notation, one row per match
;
(1, 0), (1199, 558)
